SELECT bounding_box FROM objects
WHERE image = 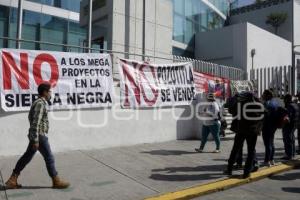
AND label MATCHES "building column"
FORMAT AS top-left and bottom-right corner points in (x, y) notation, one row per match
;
(16, 0), (24, 49)
(87, 0), (93, 52)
